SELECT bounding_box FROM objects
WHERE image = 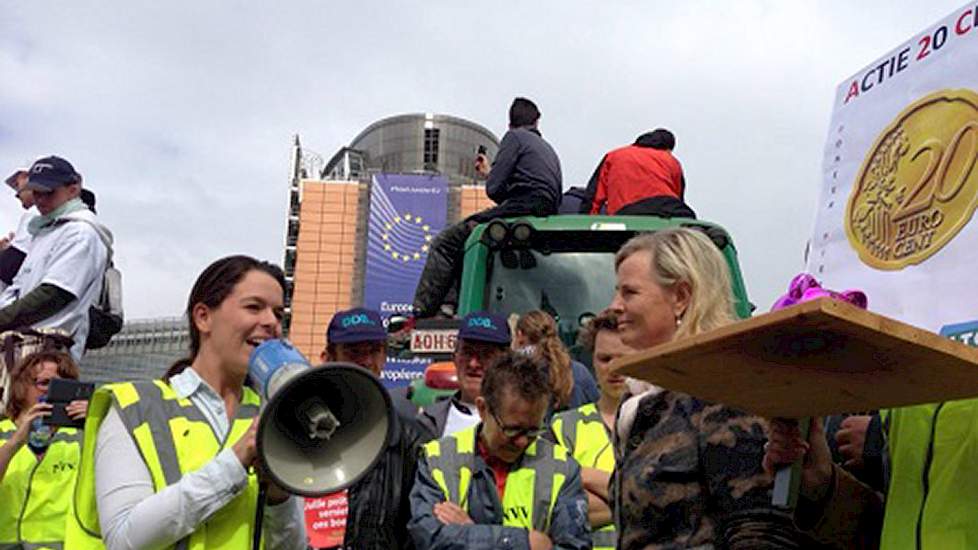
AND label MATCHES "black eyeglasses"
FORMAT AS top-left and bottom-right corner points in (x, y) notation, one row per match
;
(489, 408), (547, 440)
